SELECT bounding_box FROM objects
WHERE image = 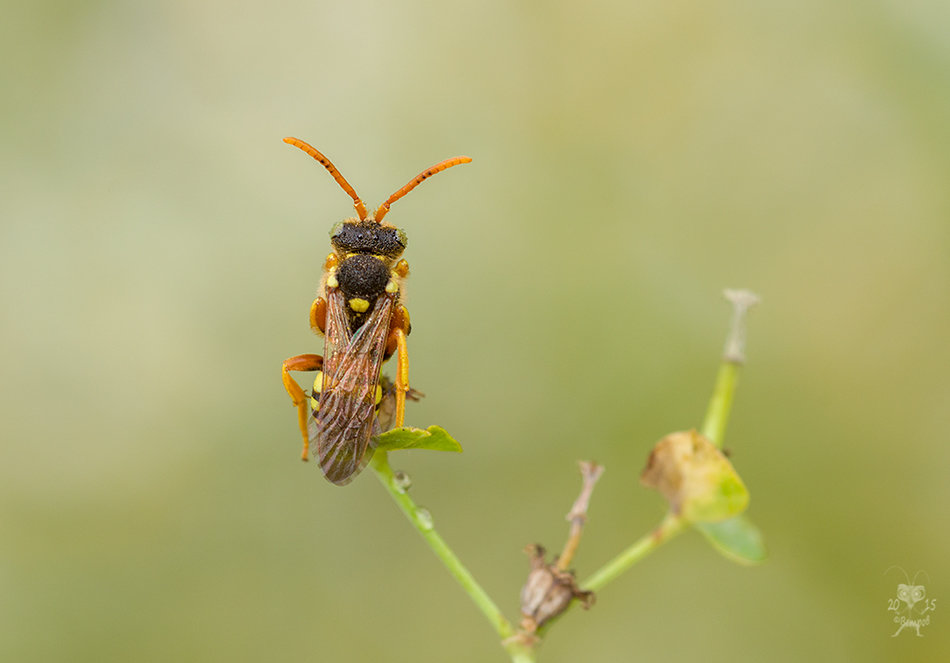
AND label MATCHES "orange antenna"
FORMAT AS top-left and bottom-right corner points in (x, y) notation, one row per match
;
(375, 156), (472, 223)
(283, 137), (368, 221)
